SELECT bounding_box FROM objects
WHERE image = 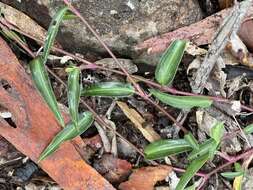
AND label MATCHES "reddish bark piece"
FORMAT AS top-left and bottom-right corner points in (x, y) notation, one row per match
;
(0, 136), (12, 158)
(135, 5), (253, 55)
(119, 165), (172, 190)
(0, 37), (115, 190)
